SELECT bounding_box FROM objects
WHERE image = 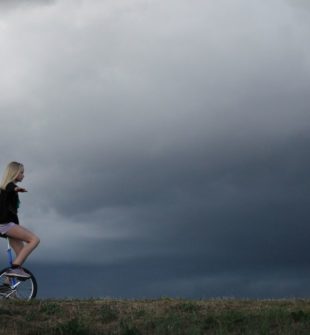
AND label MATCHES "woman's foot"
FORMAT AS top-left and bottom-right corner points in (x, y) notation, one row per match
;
(4, 267), (30, 278)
